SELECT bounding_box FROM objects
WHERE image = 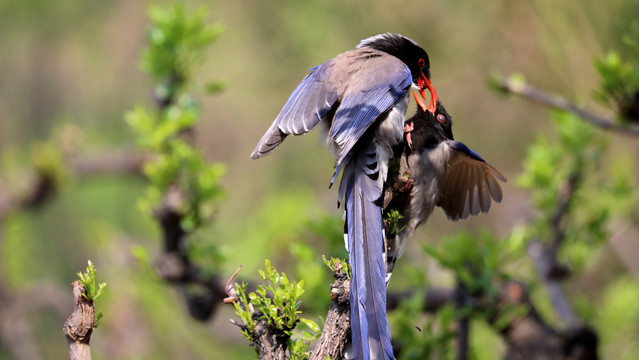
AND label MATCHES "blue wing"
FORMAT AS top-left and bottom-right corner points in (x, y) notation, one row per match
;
(330, 66), (411, 166)
(251, 63), (338, 158)
(438, 140), (507, 221)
